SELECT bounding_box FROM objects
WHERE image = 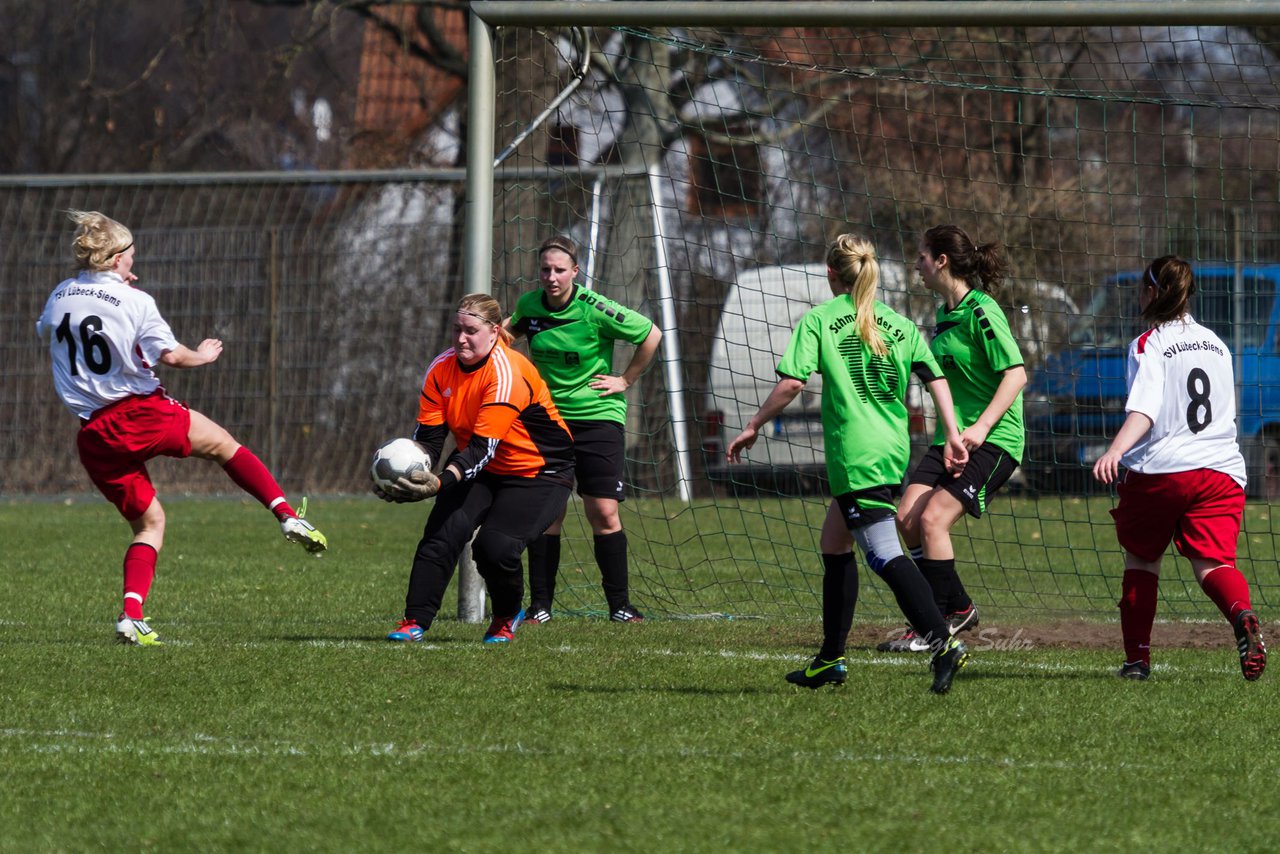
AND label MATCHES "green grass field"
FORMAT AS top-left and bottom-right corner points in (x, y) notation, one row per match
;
(2, 497), (1278, 851)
